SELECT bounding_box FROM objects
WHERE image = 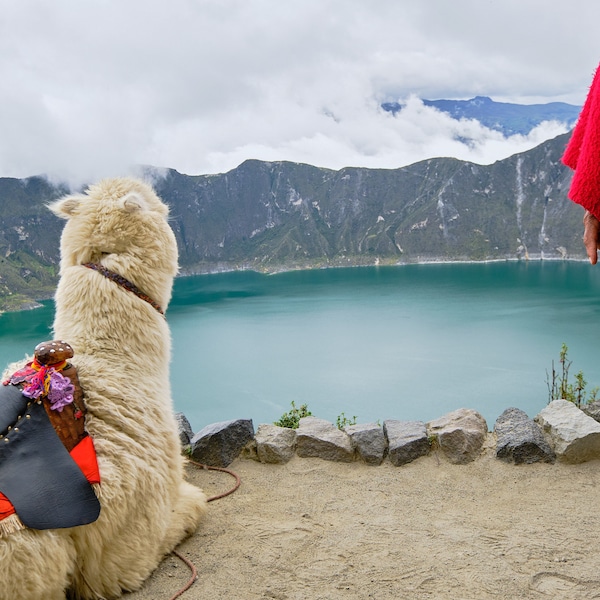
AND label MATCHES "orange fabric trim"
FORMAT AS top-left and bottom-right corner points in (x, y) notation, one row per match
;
(70, 435), (101, 485)
(31, 358), (68, 372)
(0, 492), (15, 519)
(0, 435), (100, 522)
